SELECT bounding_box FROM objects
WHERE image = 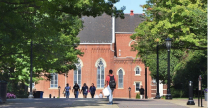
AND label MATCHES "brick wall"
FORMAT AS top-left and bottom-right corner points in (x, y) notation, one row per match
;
(35, 33), (153, 98)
